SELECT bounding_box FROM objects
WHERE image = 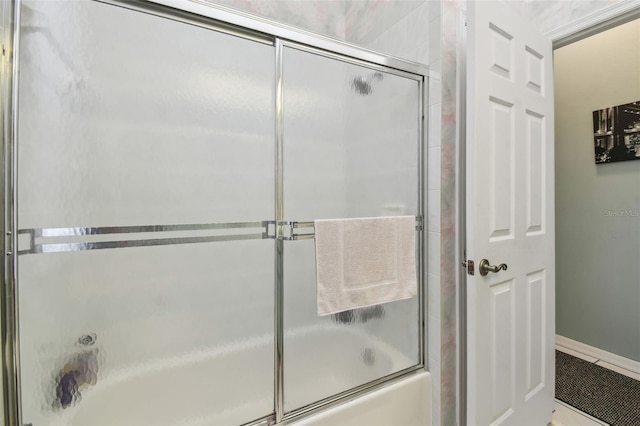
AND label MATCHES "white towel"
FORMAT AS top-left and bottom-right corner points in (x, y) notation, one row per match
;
(314, 216), (417, 316)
